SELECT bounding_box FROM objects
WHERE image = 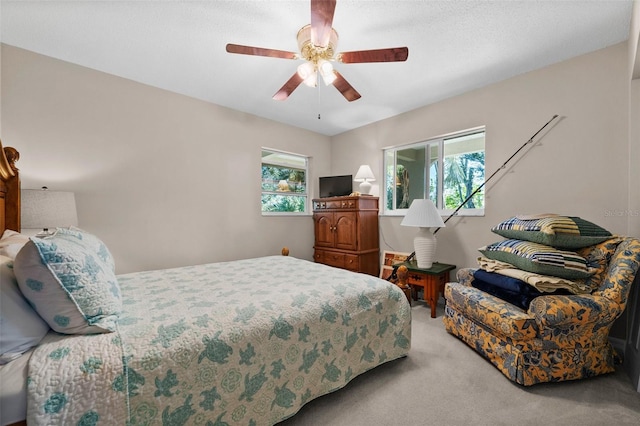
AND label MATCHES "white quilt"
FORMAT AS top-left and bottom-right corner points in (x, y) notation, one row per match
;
(26, 256), (411, 425)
